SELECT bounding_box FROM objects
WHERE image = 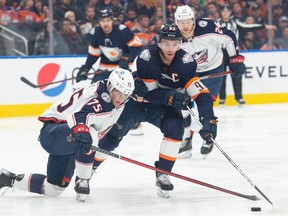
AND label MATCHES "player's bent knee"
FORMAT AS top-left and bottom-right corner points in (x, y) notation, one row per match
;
(160, 112), (184, 140)
(43, 179), (66, 197)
